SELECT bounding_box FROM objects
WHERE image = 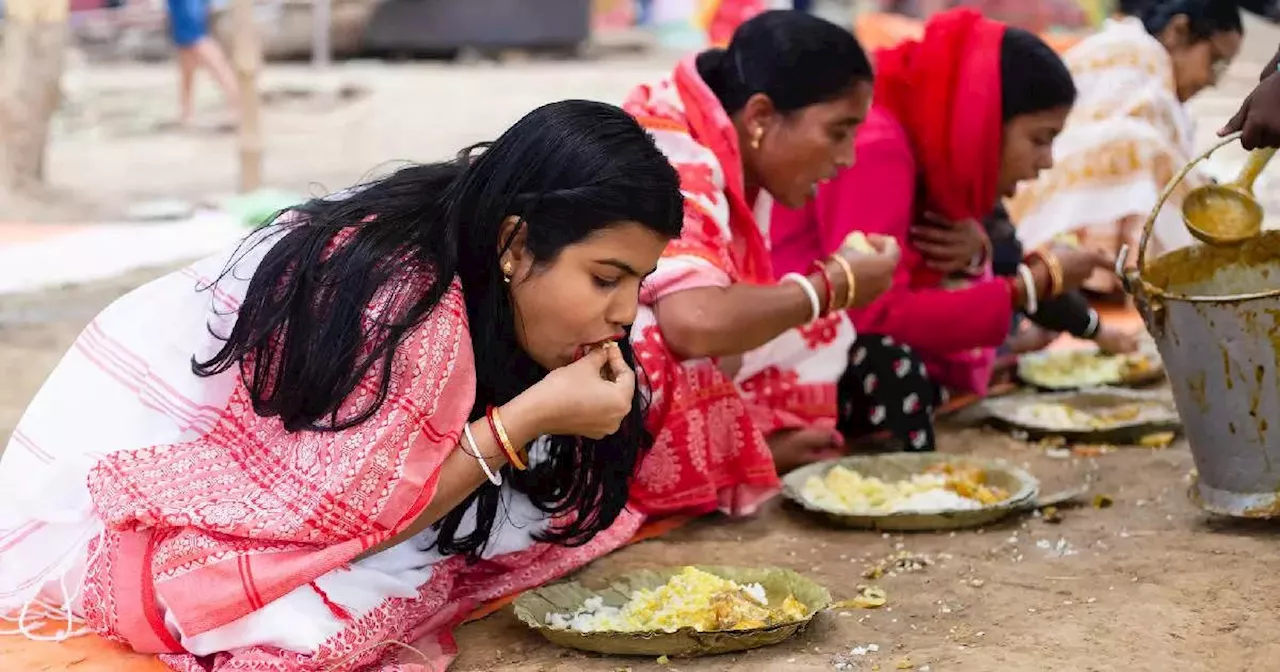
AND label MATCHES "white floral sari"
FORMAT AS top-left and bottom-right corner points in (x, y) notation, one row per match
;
(1007, 17), (1205, 292)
